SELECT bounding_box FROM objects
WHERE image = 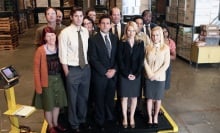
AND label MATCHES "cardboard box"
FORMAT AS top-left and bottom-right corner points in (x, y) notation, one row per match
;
(205, 36), (220, 46)
(166, 13), (177, 23)
(178, 0), (194, 11)
(18, 0), (24, 10)
(166, 7), (170, 14)
(178, 11), (194, 25)
(178, 0), (187, 9)
(200, 25), (219, 31)
(170, 0), (178, 7)
(206, 31), (220, 36)
(170, 6), (178, 13)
